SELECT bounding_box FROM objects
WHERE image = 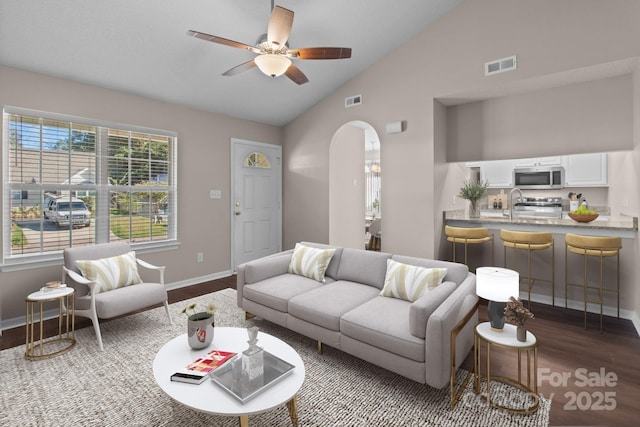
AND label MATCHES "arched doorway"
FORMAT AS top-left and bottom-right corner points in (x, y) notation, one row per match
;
(329, 121), (381, 249)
